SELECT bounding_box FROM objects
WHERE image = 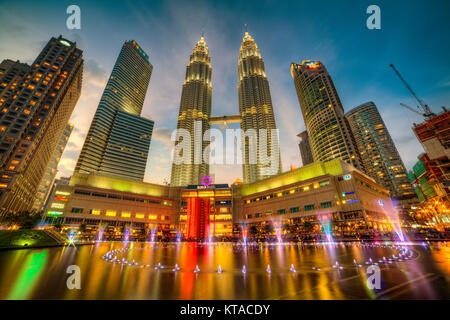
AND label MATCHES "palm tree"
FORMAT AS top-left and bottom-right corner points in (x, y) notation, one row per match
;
(302, 221), (314, 233)
(79, 223), (87, 233)
(10, 210), (42, 229)
(264, 224), (274, 235)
